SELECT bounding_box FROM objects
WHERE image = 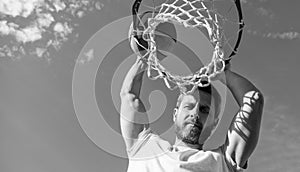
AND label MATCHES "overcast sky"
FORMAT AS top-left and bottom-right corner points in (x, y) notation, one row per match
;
(0, 0), (300, 172)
